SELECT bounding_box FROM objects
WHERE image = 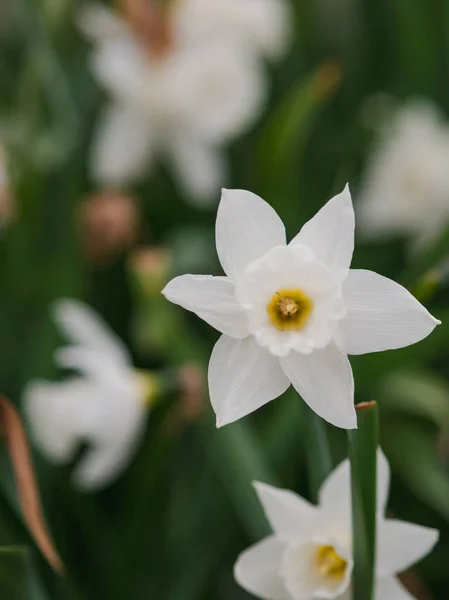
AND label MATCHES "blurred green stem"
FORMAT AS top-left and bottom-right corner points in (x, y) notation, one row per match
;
(402, 223), (449, 288)
(301, 401), (333, 503)
(348, 402), (379, 600)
